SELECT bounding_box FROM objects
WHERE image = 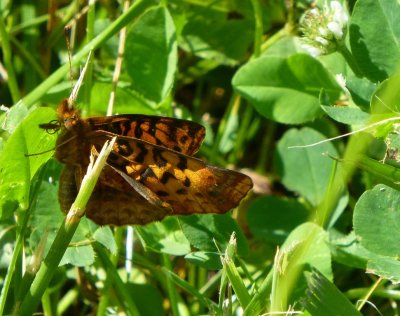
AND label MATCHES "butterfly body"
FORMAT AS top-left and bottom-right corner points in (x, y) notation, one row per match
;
(50, 99), (253, 225)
